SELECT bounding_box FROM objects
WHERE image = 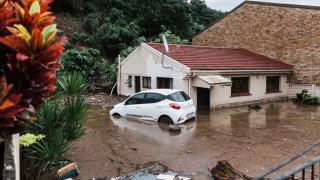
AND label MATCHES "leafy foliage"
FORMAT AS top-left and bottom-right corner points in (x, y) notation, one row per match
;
(19, 133), (45, 148)
(302, 92), (319, 105)
(21, 72), (88, 179)
(0, 0), (66, 137)
(54, 0), (226, 61)
(153, 30), (191, 44)
(296, 90), (319, 105)
(59, 48), (117, 87)
(59, 48), (100, 78)
(57, 72), (89, 96)
(190, 0), (225, 28)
